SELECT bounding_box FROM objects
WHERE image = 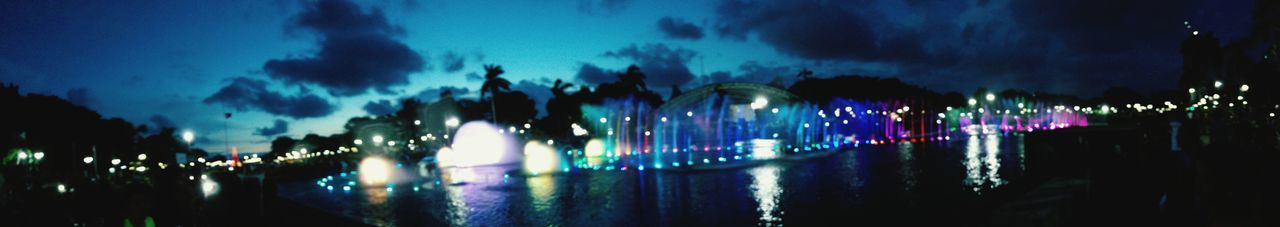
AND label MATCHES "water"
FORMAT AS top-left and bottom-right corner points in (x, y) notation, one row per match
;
(281, 134), (1027, 226)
